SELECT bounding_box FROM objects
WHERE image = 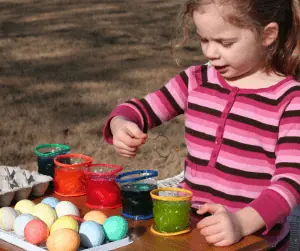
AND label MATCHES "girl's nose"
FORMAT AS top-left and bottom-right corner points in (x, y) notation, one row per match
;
(204, 43), (219, 60)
